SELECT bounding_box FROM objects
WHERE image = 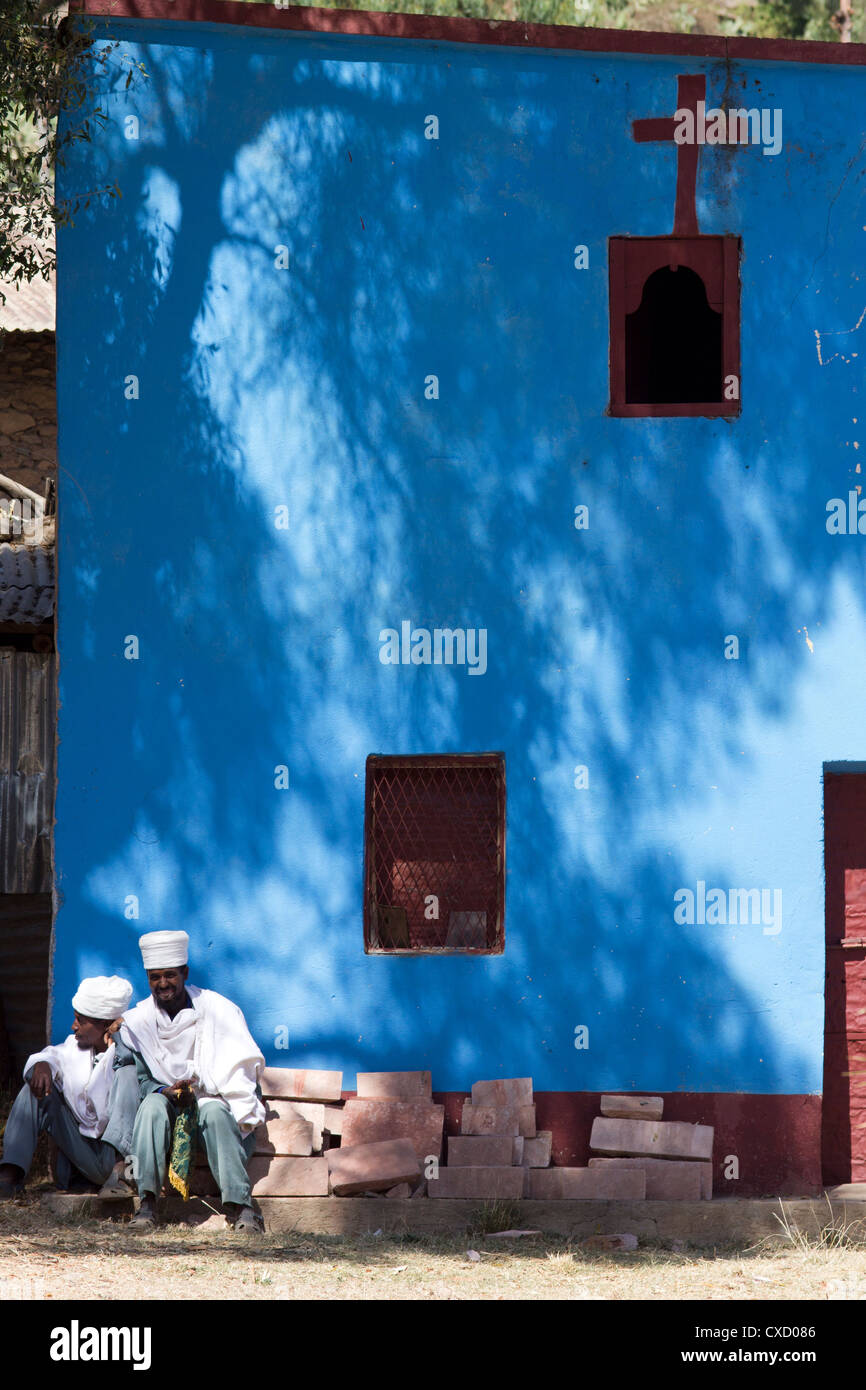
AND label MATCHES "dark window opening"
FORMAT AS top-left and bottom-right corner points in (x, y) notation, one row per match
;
(625, 266), (722, 405)
(363, 753), (505, 954)
(609, 235), (740, 418)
